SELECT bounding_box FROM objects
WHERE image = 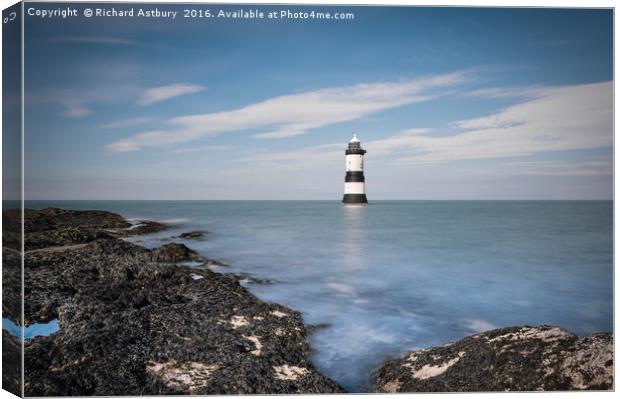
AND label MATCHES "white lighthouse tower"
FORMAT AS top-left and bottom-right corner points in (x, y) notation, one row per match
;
(343, 133), (368, 204)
